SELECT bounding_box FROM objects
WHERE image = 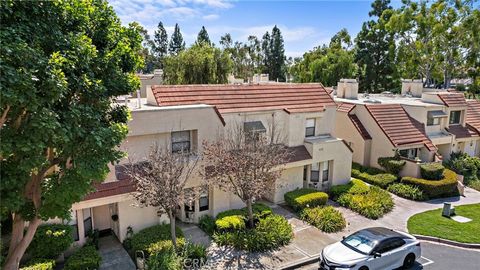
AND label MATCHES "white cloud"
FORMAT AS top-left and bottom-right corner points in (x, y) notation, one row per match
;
(202, 14), (220, 21)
